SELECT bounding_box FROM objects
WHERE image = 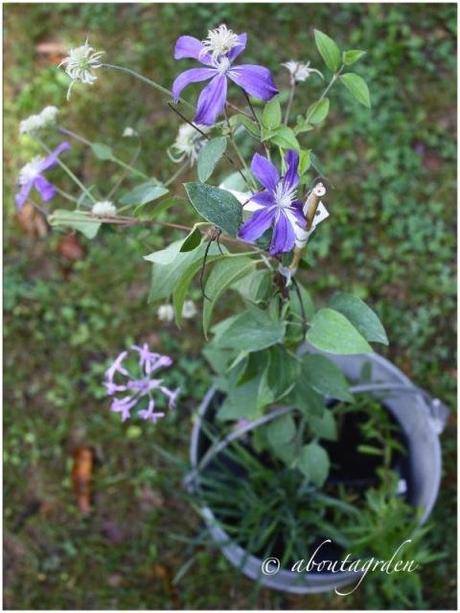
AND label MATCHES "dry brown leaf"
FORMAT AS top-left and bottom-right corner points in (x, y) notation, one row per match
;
(57, 233), (85, 261)
(71, 447), (94, 514)
(16, 204), (48, 238)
